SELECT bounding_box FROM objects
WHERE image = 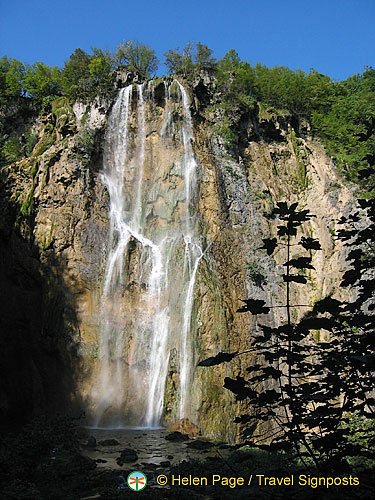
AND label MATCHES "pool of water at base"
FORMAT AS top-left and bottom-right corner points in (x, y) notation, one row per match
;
(81, 428), (230, 472)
